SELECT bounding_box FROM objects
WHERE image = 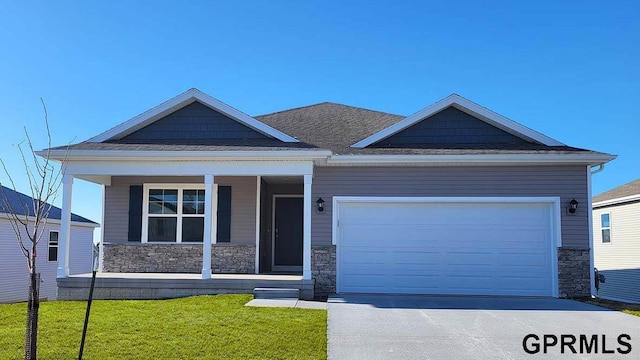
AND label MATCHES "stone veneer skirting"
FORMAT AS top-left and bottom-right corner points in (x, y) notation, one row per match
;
(557, 248), (591, 298)
(103, 243), (255, 274)
(311, 245), (336, 296)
